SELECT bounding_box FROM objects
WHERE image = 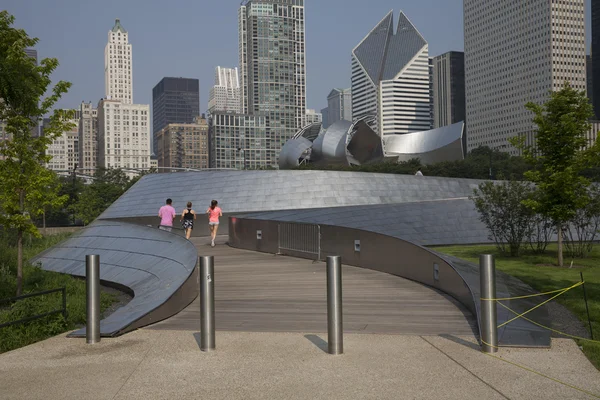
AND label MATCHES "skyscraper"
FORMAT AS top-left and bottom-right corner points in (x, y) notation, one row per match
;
(45, 111), (80, 172)
(305, 109), (322, 125)
(587, 55), (594, 107)
(152, 77), (200, 152)
(593, 0), (600, 118)
(326, 88), (352, 128)
(105, 19), (133, 104)
(238, 0), (307, 165)
(24, 49), (37, 65)
(98, 19), (151, 175)
(208, 67), (241, 114)
(352, 11), (431, 136)
(78, 101), (98, 173)
(464, 0), (587, 153)
(432, 51), (465, 128)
